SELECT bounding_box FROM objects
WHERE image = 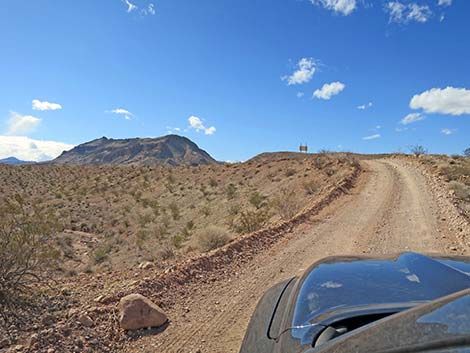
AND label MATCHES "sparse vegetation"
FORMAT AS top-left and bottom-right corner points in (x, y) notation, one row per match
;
(195, 226), (232, 251)
(0, 195), (59, 315)
(271, 188), (302, 220)
(0, 152), (357, 272)
(411, 145), (428, 157)
(420, 154), (470, 219)
(235, 209), (271, 233)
